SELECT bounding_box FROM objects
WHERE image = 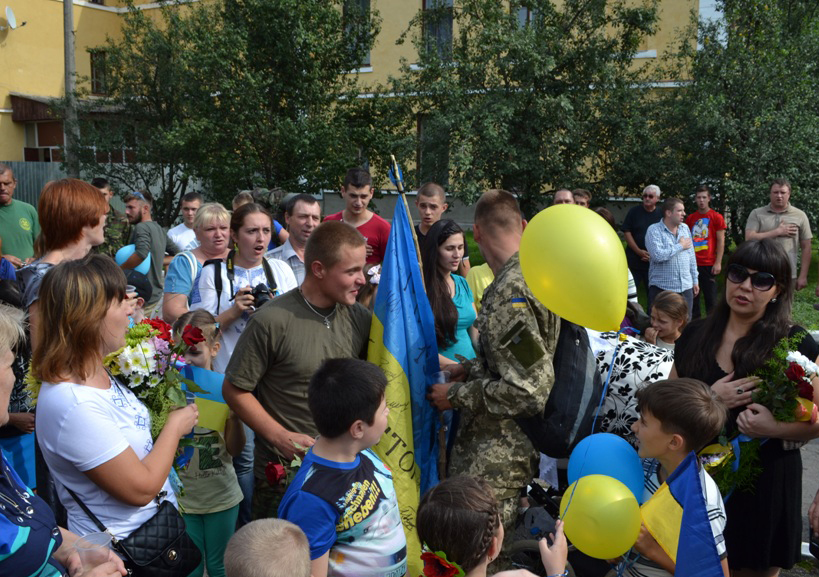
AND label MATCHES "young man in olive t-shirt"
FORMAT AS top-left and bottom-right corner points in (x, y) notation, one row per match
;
(223, 221), (372, 520)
